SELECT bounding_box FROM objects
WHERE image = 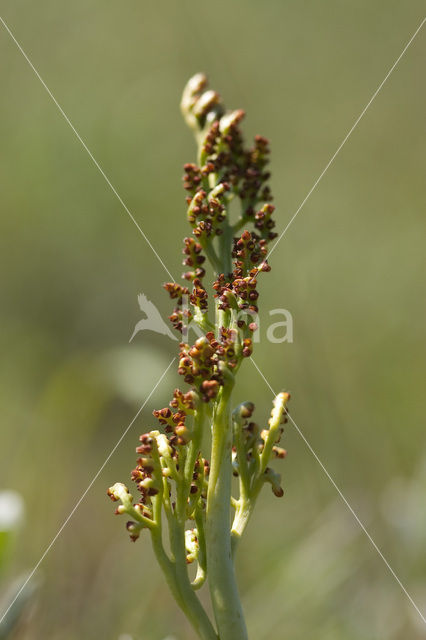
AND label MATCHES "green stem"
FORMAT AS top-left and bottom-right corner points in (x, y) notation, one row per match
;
(150, 528), (184, 610)
(184, 405), (204, 490)
(232, 419), (250, 502)
(171, 520), (218, 640)
(231, 474), (265, 556)
(151, 487), (217, 640)
(205, 384), (248, 640)
(150, 496), (188, 617)
(232, 217), (247, 233)
(193, 307), (216, 333)
(231, 499), (253, 556)
(192, 507), (207, 589)
(218, 220), (234, 276)
(201, 238), (223, 275)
